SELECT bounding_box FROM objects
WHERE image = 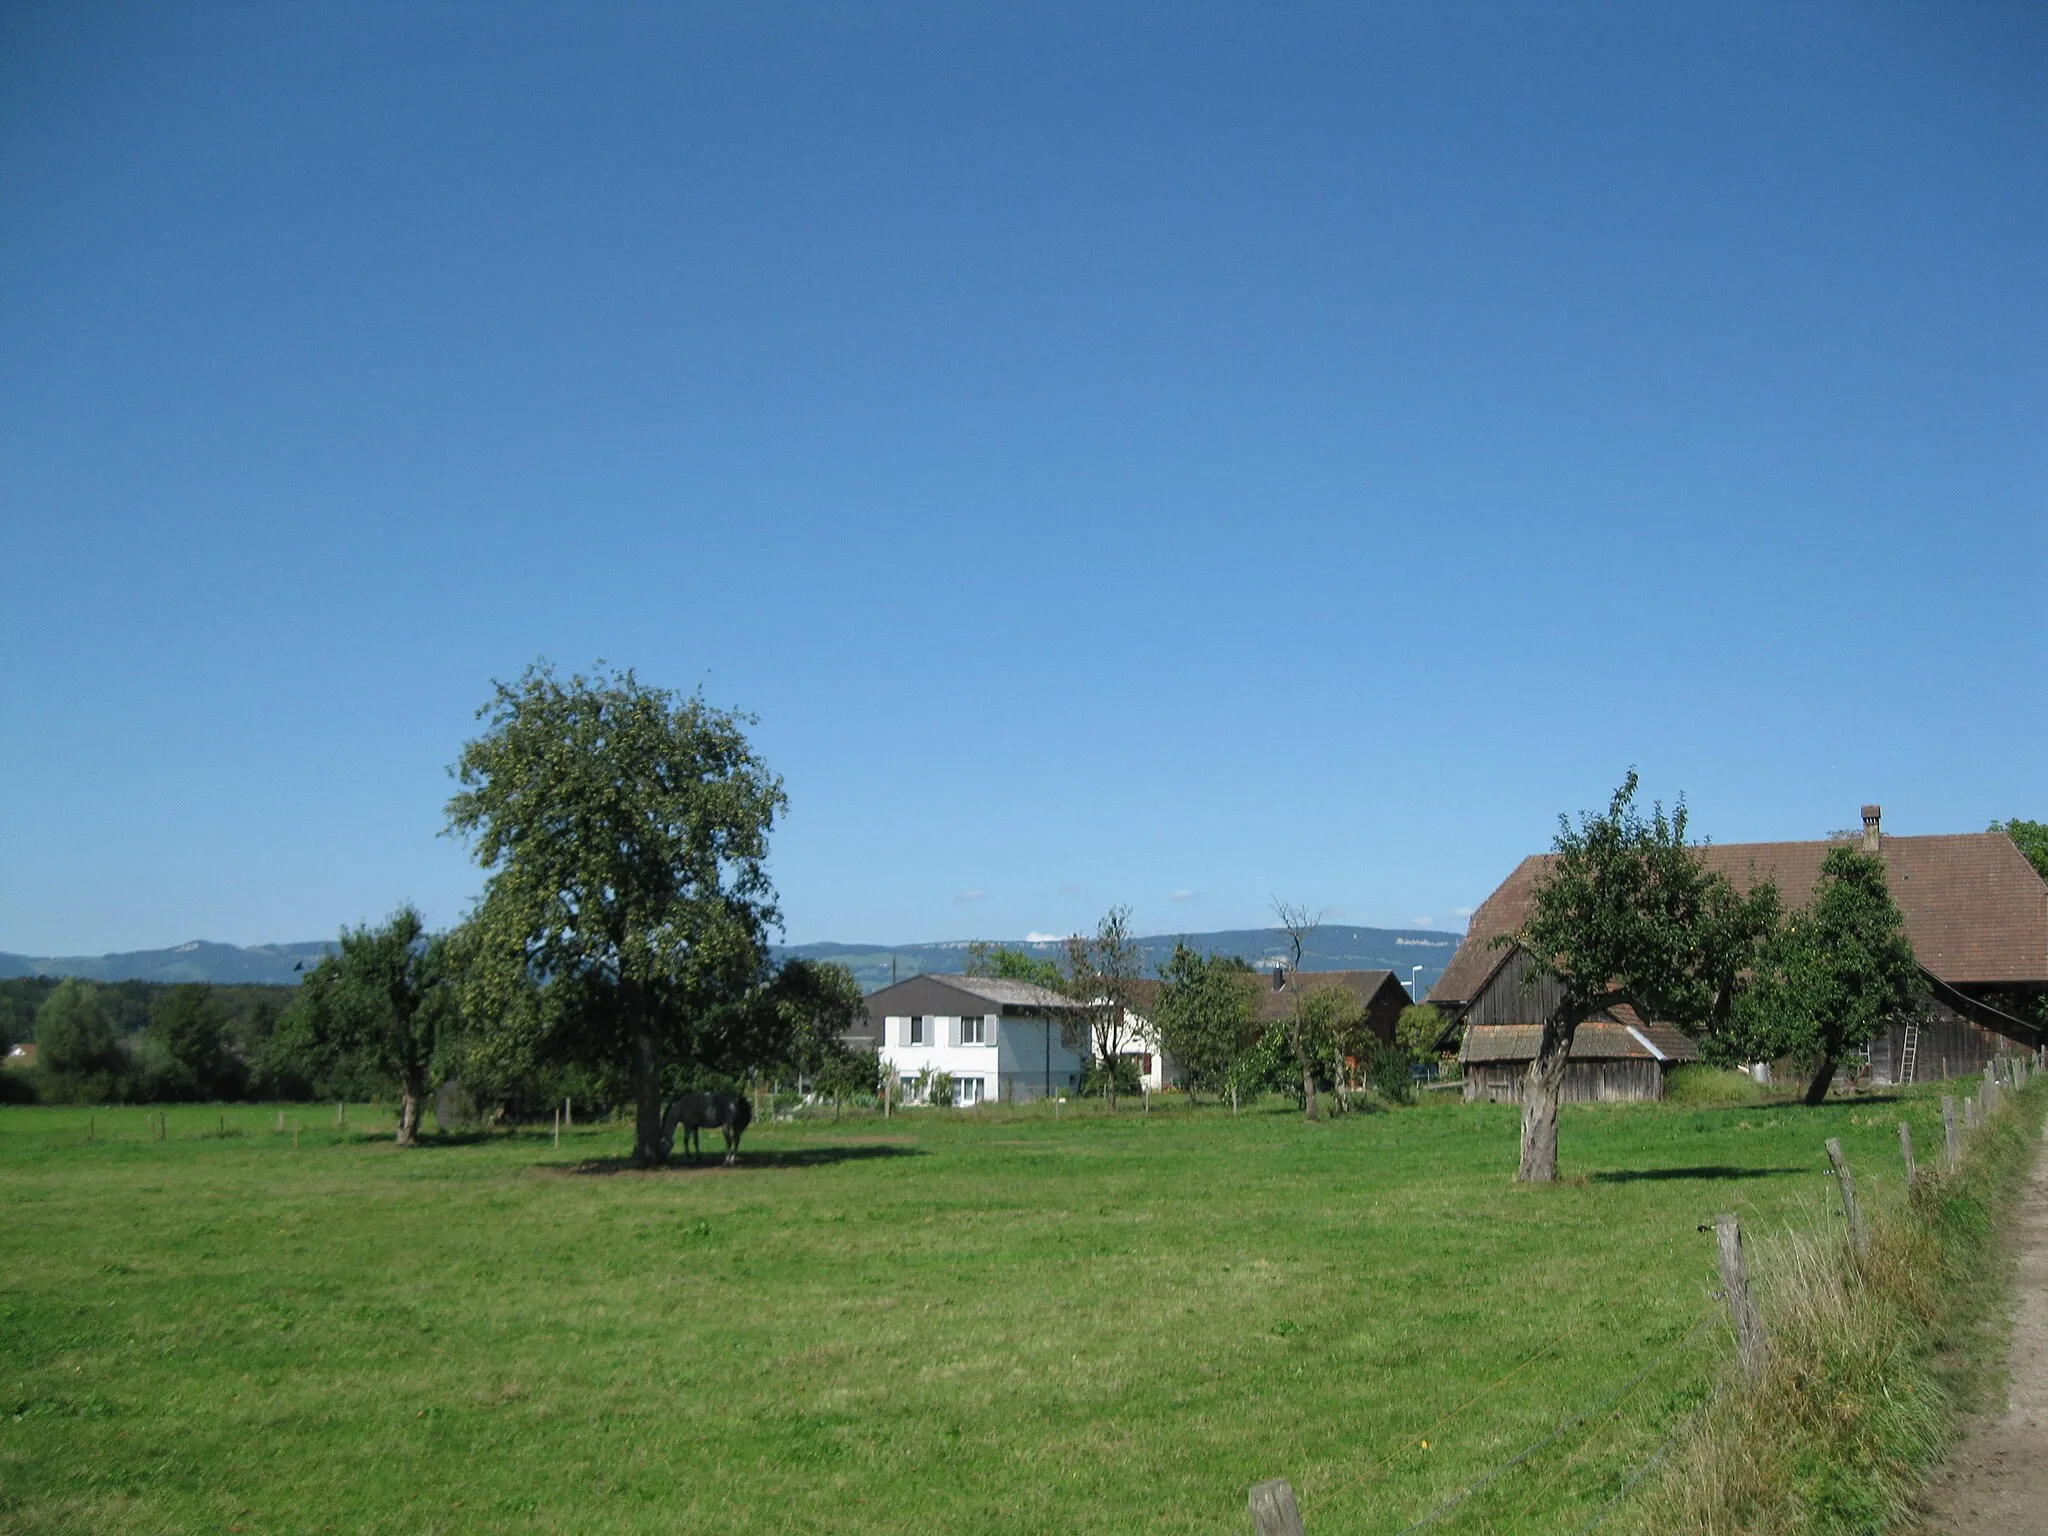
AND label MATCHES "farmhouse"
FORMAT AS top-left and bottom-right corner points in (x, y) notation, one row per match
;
(1431, 806), (2048, 1097)
(862, 973), (1087, 1105)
